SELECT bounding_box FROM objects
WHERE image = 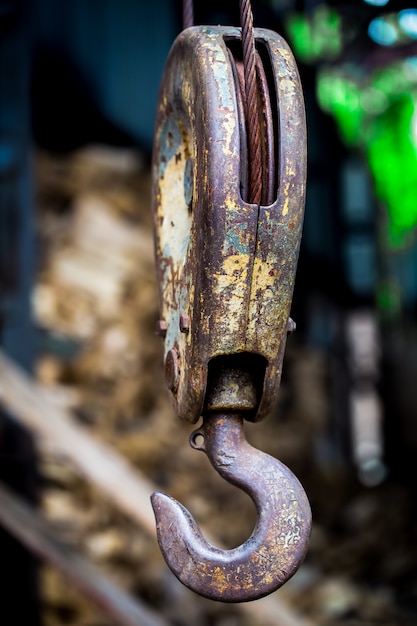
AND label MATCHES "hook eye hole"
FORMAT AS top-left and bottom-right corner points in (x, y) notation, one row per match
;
(189, 429), (206, 452)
